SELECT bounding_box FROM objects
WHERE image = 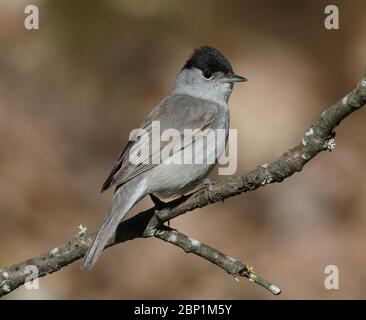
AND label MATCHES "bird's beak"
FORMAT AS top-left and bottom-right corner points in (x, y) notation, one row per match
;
(223, 73), (248, 83)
